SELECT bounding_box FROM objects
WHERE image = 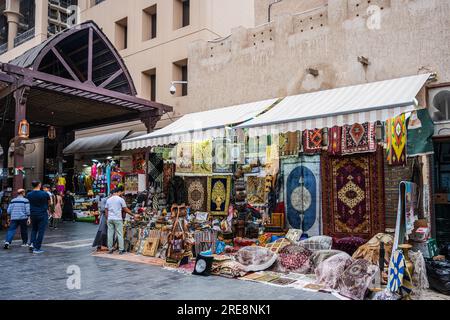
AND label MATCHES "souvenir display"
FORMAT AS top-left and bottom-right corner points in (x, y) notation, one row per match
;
(207, 176), (231, 216)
